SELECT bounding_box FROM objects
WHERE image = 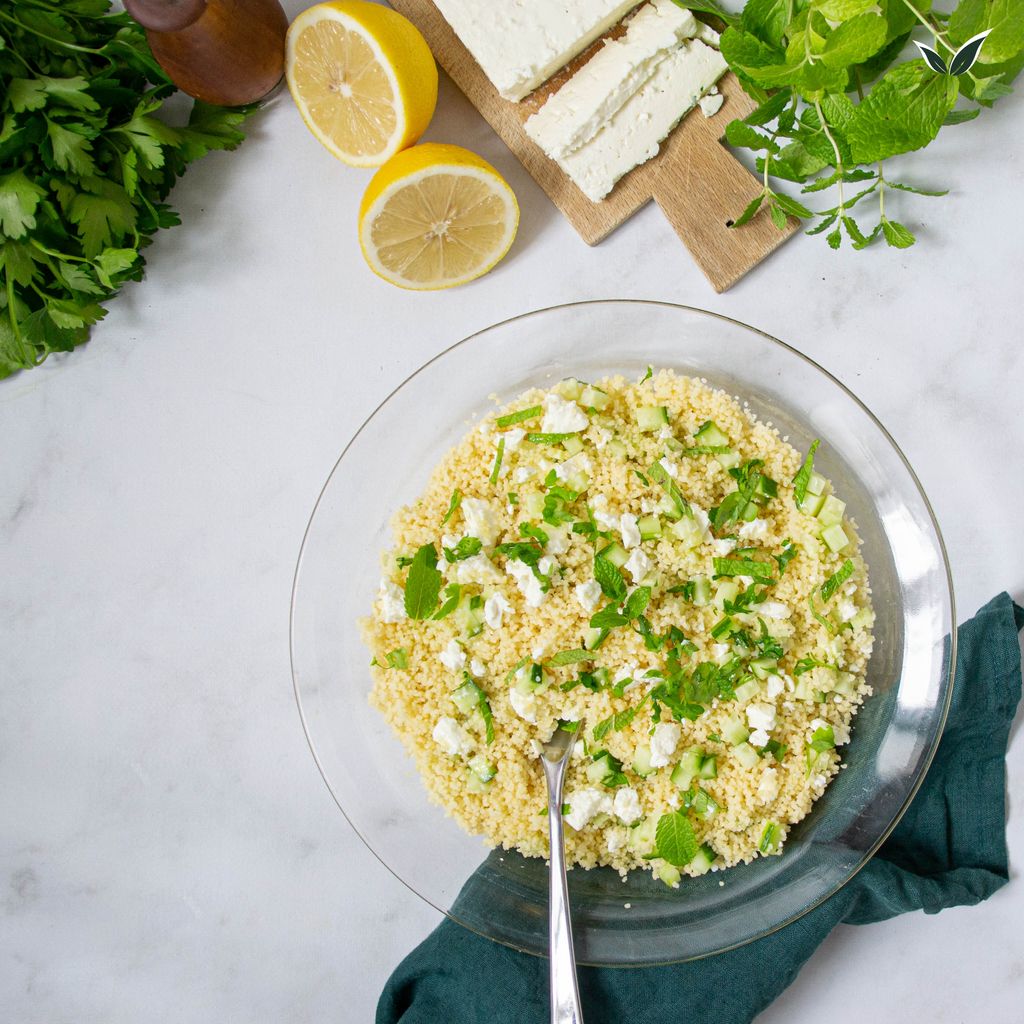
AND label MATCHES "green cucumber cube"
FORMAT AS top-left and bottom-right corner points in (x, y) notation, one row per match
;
(632, 744), (657, 777)
(562, 436), (584, 456)
(657, 863), (681, 886)
(806, 471), (827, 496)
(670, 747), (704, 791)
(734, 679), (762, 703)
(579, 385), (609, 410)
(713, 580), (741, 610)
(690, 844), (716, 875)
(692, 577), (711, 606)
(607, 439), (628, 458)
(603, 543), (629, 568)
(733, 742), (760, 769)
(638, 515), (662, 541)
(799, 492), (826, 517)
(721, 714), (749, 746)
(667, 516), (701, 548)
(558, 378), (582, 401)
(715, 450), (741, 471)
(821, 523), (850, 553)
(816, 495), (846, 528)
(693, 420), (730, 447)
(637, 406), (669, 431)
